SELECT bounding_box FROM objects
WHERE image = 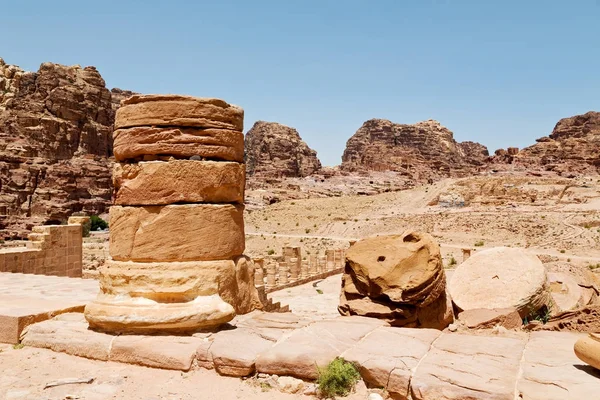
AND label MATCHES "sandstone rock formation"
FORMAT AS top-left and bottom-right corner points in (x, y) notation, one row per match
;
(338, 231), (452, 329)
(448, 247), (550, 317)
(85, 94), (262, 333)
(546, 262), (600, 313)
(0, 58), (123, 238)
(245, 121), (321, 178)
(341, 119), (489, 180)
(517, 111), (600, 174)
